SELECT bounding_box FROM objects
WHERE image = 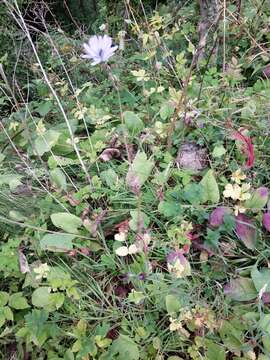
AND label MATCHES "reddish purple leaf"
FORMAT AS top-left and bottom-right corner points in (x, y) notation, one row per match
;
(18, 250), (30, 274)
(262, 292), (270, 304)
(209, 207), (232, 228)
(232, 129), (254, 168)
(263, 213), (270, 232)
(235, 214), (257, 249)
